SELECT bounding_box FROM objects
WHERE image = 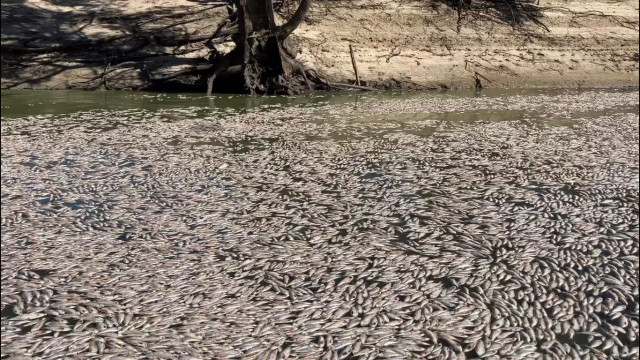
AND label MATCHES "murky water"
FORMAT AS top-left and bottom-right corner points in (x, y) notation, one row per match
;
(1, 88), (639, 359)
(2, 87), (638, 119)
